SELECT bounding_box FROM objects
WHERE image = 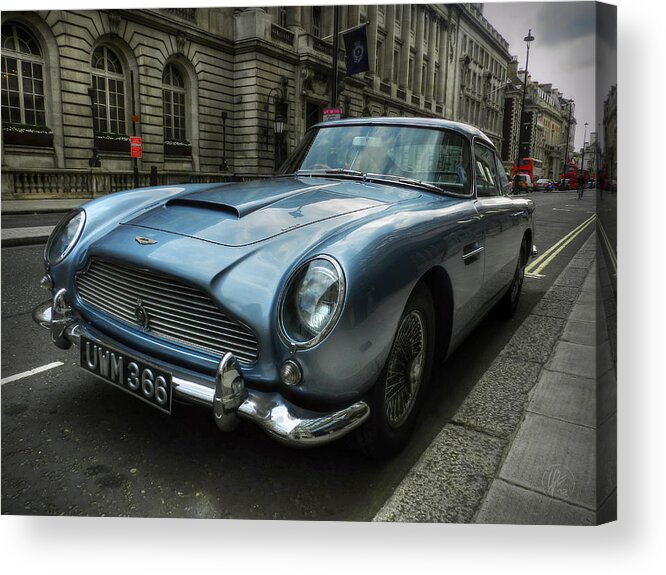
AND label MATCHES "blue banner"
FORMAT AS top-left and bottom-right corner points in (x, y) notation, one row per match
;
(343, 24), (370, 76)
